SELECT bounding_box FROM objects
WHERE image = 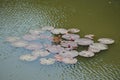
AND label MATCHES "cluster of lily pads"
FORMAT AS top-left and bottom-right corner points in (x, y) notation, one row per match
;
(6, 26), (115, 65)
